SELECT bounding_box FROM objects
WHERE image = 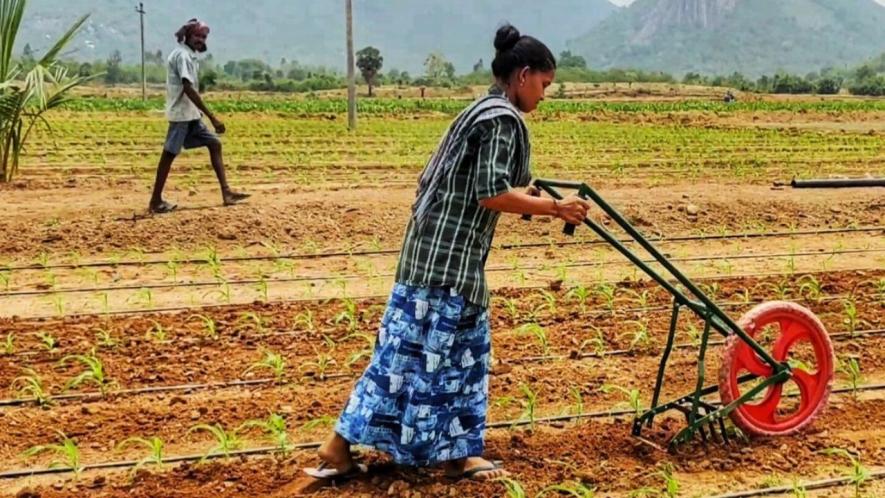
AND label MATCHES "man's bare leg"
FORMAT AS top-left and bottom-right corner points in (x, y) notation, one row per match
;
(207, 141), (249, 206)
(149, 150), (178, 213)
